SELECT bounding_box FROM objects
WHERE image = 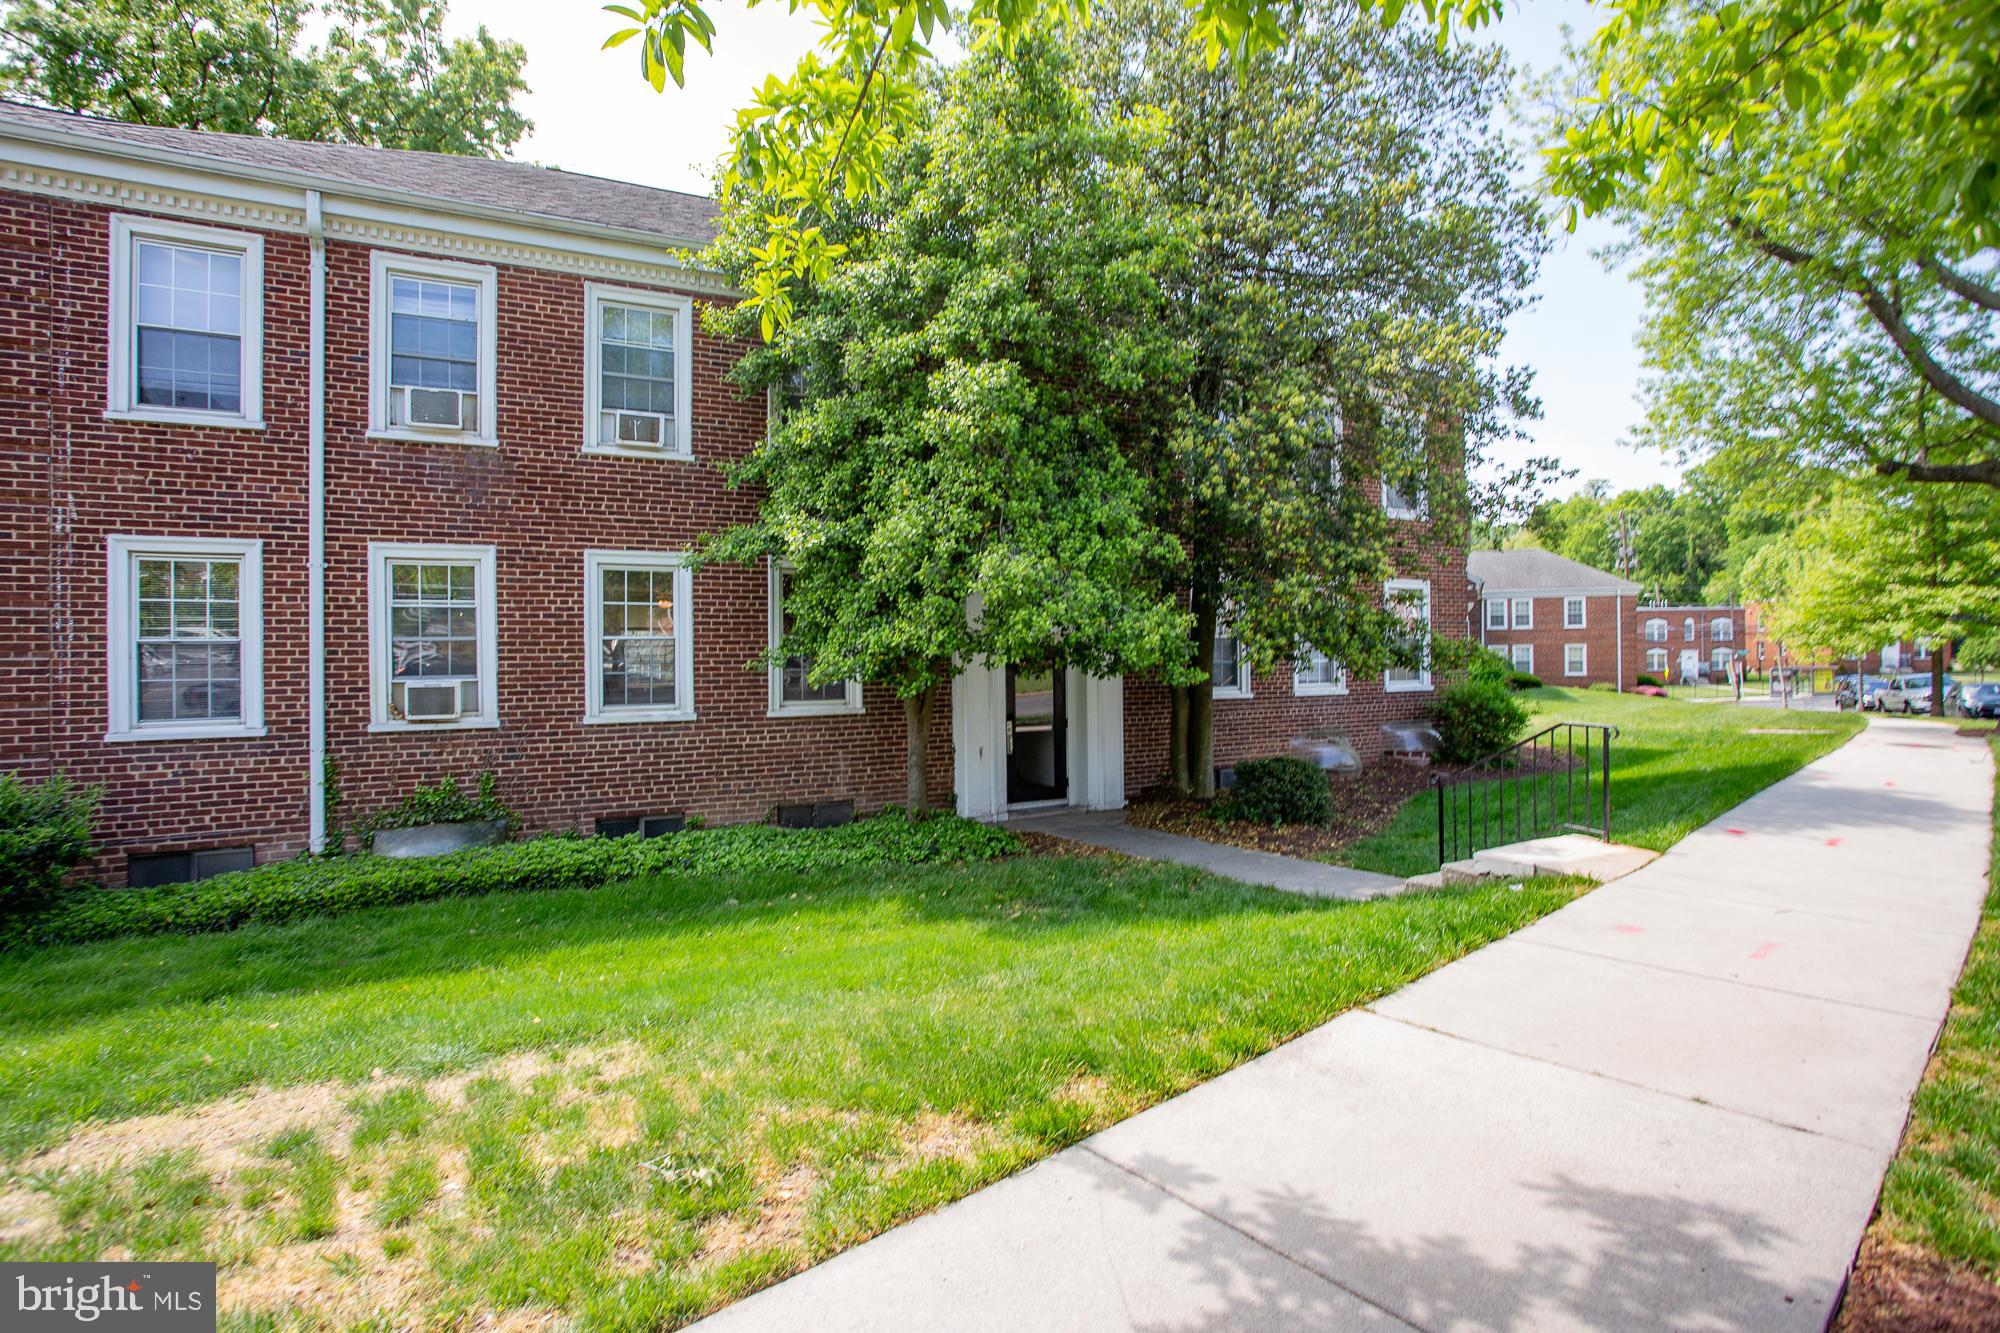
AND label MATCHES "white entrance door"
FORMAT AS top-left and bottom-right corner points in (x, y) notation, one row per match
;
(1678, 649), (1700, 683)
(952, 664), (1124, 820)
